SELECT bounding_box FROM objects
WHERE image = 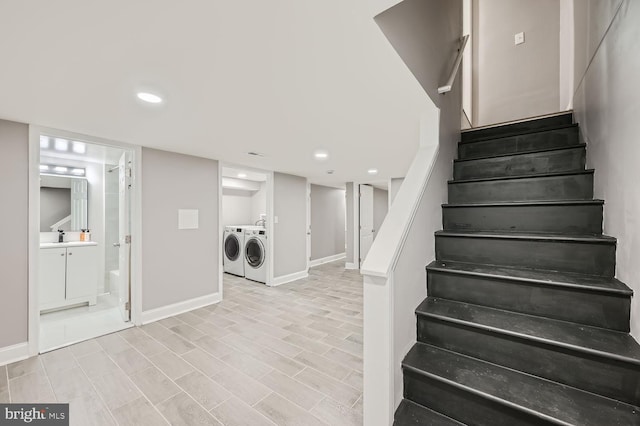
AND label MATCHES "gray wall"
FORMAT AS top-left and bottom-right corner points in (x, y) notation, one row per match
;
(0, 119), (29, 348)
(141, 148), (219, 311)
(273, 172), (307, 277)
(310, 184), (346, 261)
(40, 188), (71, 232)
(345, 182), (355, 265)
(373, 188), (388, 241)
(572, 0), (640, 337)
(375, 0), (463, 108)
(472, 0), (561, 126)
